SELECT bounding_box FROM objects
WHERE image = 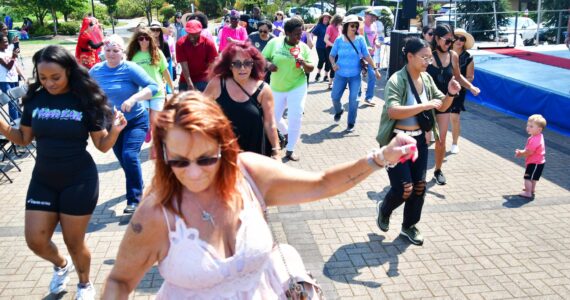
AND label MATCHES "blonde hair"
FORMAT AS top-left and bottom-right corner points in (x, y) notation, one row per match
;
(528, 114), (547, 129)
